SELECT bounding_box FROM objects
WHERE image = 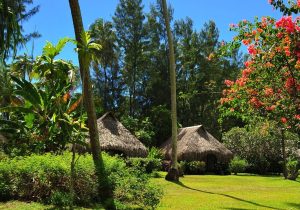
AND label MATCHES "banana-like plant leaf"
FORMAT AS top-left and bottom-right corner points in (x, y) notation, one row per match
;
(11, 76), (44, 110)
(42, 37), (71, 60)
(24, 113), (35, 128)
